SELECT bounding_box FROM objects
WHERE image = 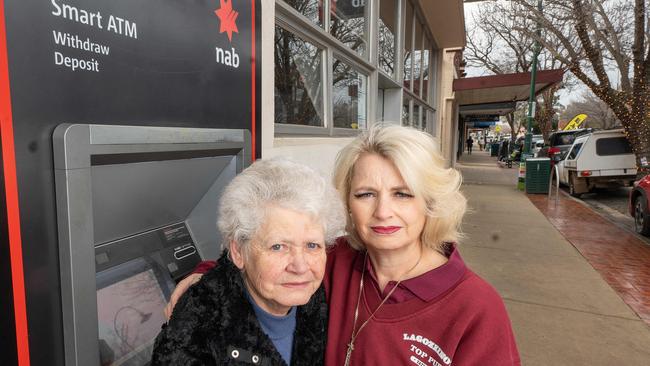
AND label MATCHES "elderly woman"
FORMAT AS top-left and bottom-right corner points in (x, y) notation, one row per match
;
(167, 126), (520, 365)
(151, 158), (345, 365)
